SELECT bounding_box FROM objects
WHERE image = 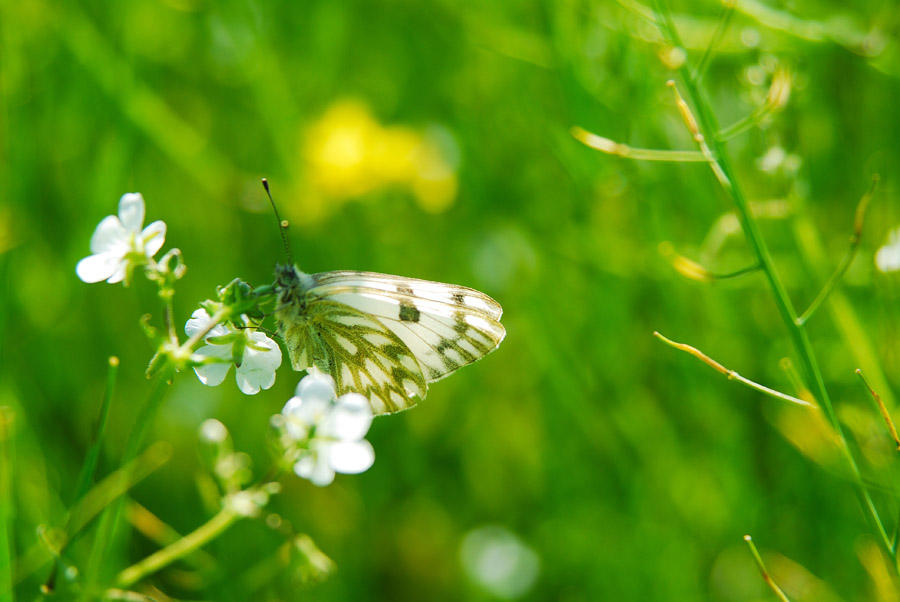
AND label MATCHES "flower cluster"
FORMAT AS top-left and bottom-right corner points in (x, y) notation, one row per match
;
(274, 371), (375, 486)
(77, 193), (377, 490)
